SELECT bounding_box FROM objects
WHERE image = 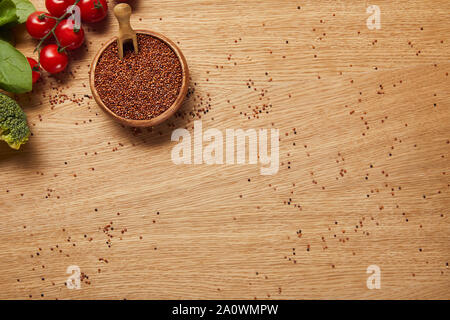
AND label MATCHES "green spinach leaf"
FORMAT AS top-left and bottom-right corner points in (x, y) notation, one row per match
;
(0, 0), (18, 27)
(9, 0), (35, 24)
(0, 39), (31, 93)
